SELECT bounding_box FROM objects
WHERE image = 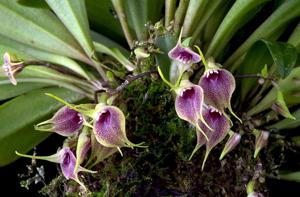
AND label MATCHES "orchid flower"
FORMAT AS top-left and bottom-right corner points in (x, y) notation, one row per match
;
(35, 106), (84, 137)
(168, 30), (201, 85)
(93, 104), (145, 155)
(16, 147), (96, 190)
(1, 52), (24, 85)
